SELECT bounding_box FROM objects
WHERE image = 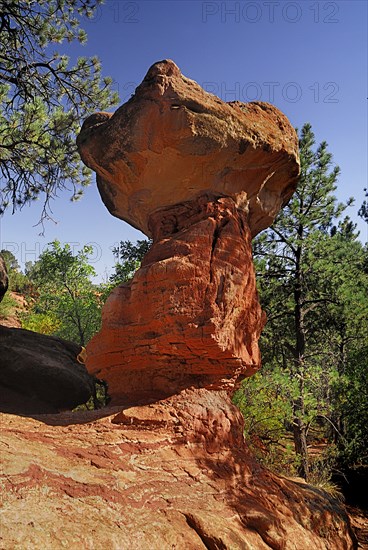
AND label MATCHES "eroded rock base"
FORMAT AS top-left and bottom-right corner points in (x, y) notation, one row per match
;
(86, 194), (265, 404)
(0, 389), (355, 549)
